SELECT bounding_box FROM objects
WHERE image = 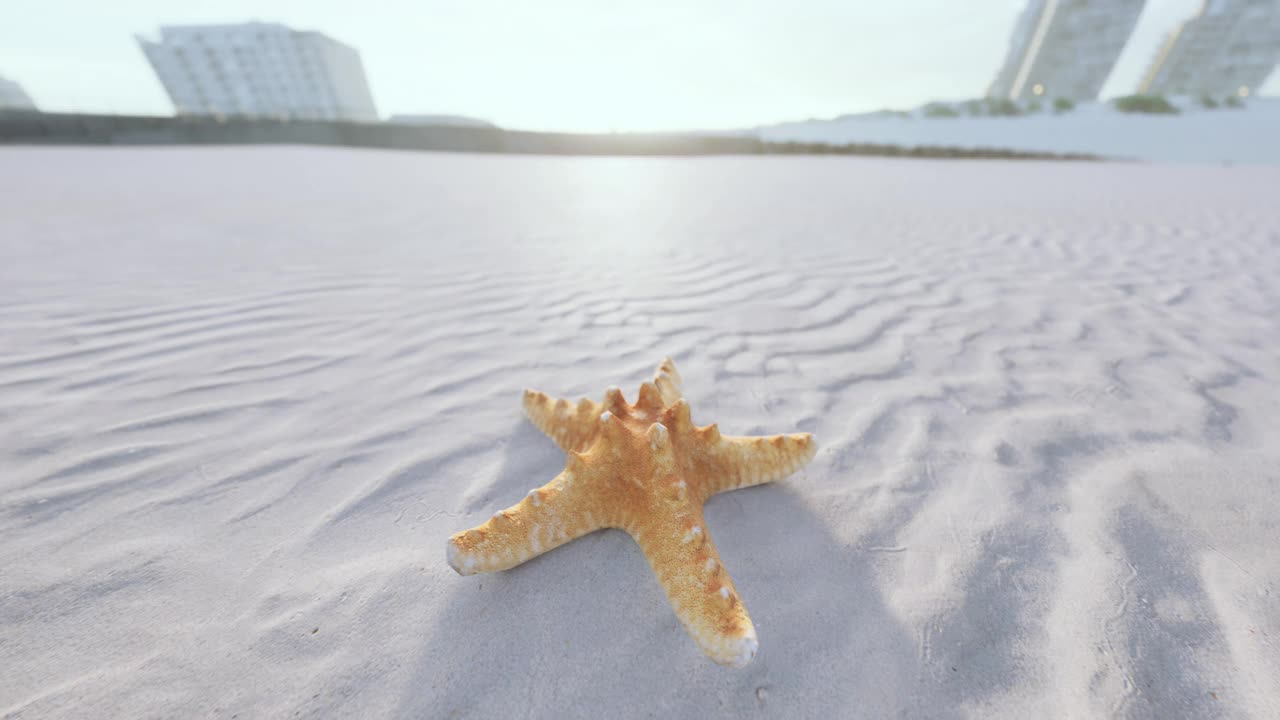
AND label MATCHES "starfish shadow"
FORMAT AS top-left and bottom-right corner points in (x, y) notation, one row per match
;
(405, 421), (953, 719)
